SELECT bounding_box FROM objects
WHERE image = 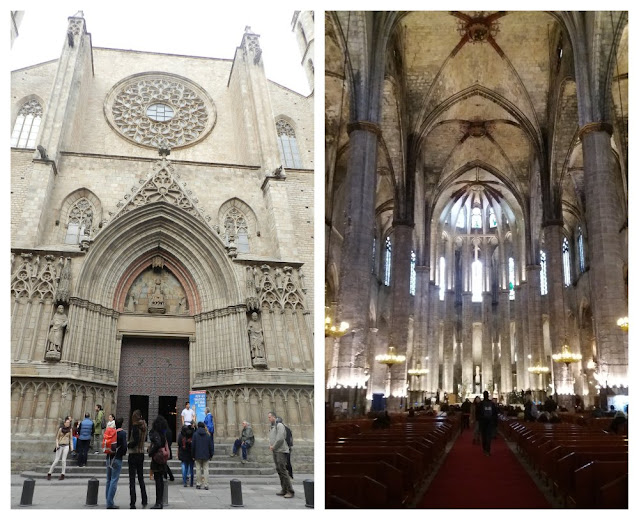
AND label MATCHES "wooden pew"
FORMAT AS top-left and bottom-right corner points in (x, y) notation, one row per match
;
(326, 475), (389, 508)
(326, 461), (408, 506)
(568, 461), (628, 508)
(325, 452), (420, 488)
(597, 473), (628, 509)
